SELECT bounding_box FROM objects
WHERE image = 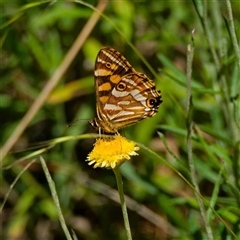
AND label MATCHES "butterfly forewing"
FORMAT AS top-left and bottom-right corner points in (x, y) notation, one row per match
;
(94, 48), (136, 122)
(90, 47), (162, 133)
